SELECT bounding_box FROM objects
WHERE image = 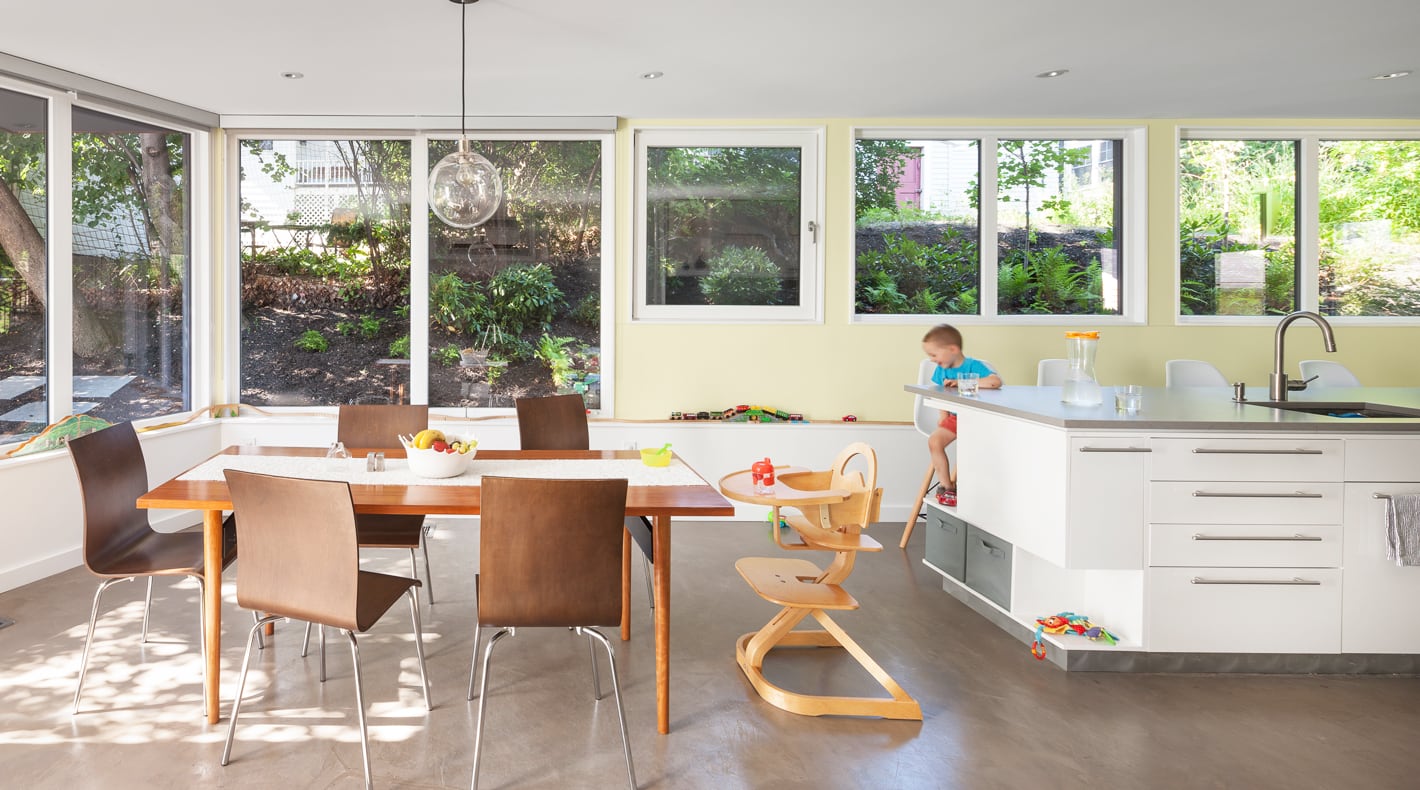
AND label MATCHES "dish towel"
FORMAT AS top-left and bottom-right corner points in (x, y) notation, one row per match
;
(1384, 494), (1420, 567)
